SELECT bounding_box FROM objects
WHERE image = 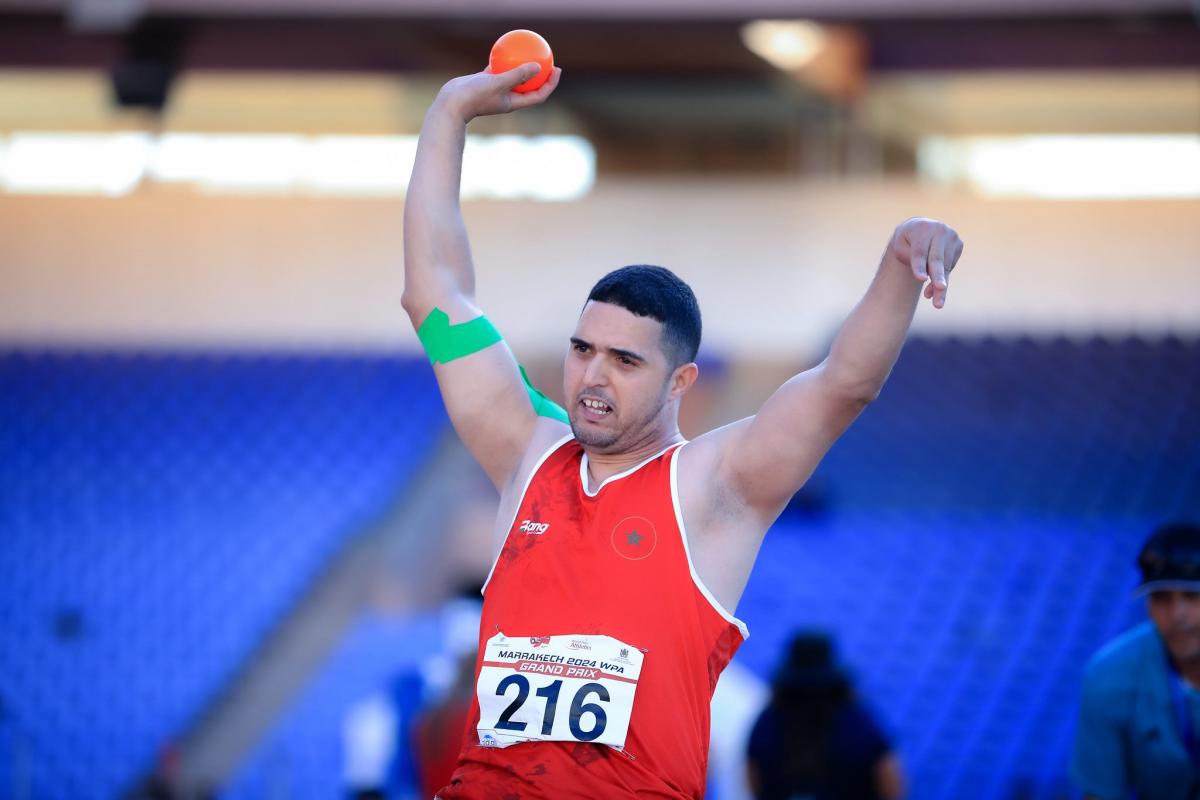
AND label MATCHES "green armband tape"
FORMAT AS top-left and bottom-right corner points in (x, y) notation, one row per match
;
(417, 308), (502, 365)
(519, 365), (569, 424)
(418, 307), (569, 423)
